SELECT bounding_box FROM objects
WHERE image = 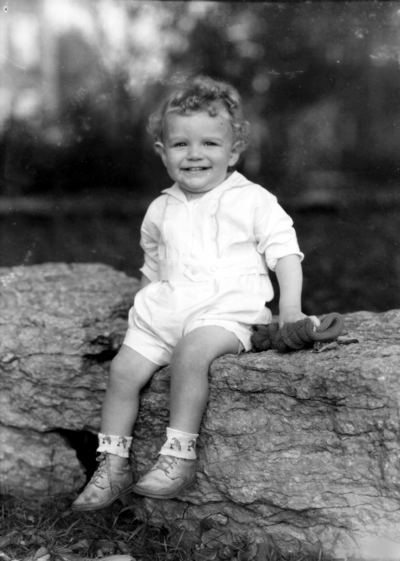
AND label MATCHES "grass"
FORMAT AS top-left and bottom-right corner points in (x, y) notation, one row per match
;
(0, 493), (189, 561)
(0, 494), (331, 561)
